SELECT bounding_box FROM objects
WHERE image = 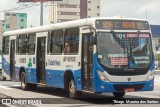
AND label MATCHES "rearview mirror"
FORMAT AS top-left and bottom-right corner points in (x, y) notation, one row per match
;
(91, 34), (96, 45)
(89, 27), (96, 45)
